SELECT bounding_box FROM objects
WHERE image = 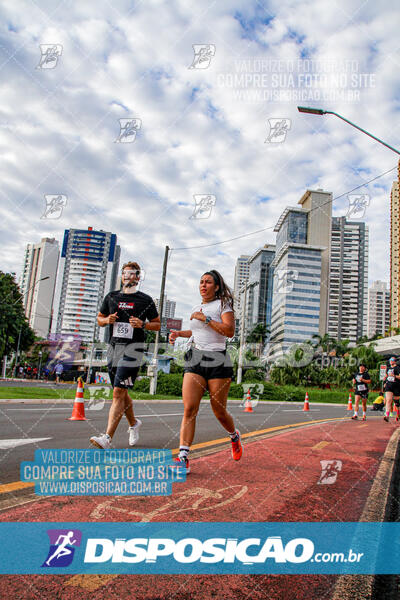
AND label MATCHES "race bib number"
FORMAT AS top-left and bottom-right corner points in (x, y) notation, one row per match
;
(358, 384), (366, 391)
(113, 322), (133, 339)
(388, 376), (395, 382)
